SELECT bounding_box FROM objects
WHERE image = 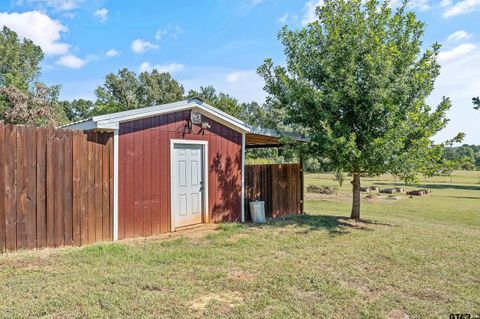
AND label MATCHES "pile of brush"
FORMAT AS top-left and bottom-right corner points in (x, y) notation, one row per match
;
(406, 189), (432, 196)
(306, 184), (337, 195)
